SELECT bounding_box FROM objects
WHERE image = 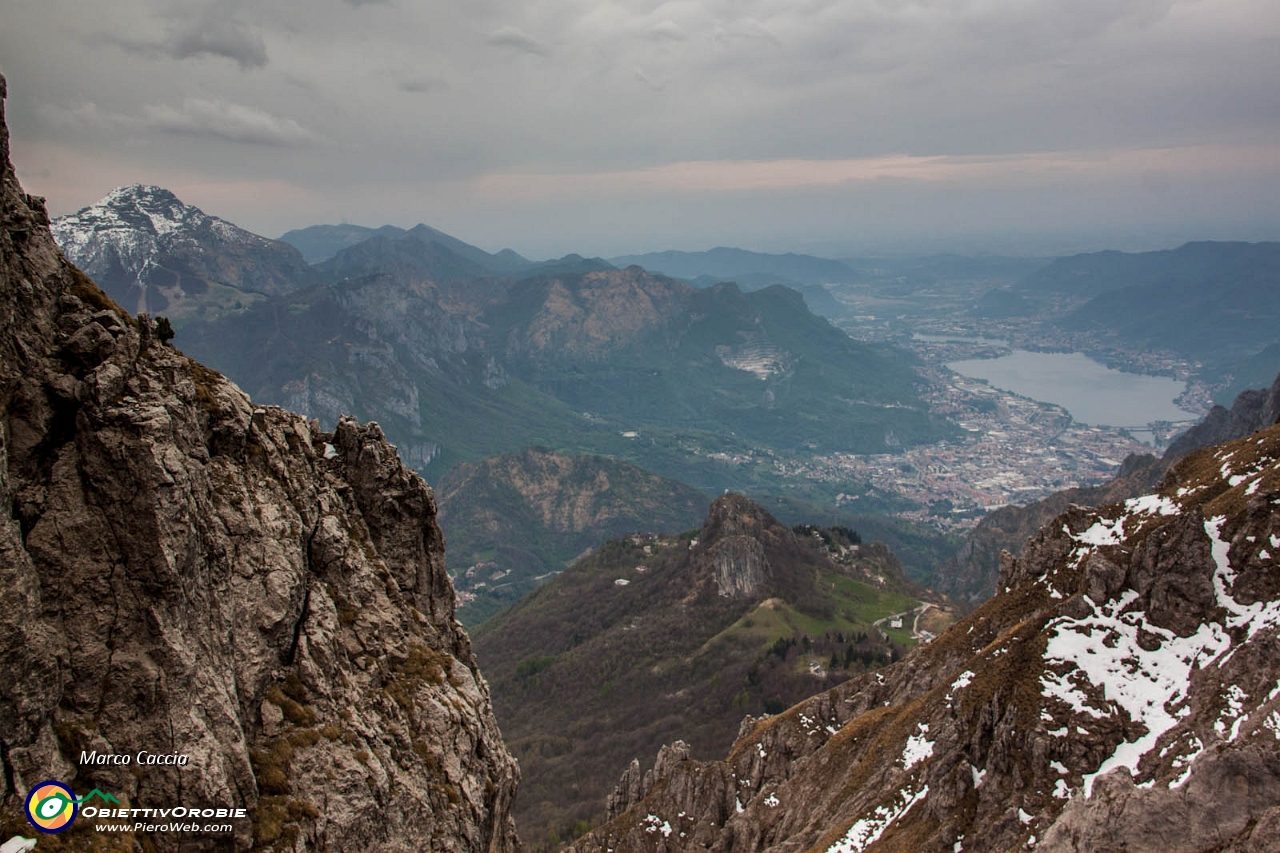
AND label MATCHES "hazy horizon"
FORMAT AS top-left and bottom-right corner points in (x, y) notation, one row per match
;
(4, 0), (1278, 259)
